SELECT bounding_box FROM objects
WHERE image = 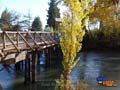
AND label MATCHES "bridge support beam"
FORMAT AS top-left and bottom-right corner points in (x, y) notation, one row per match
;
(55, 45), (62, 60)
(21, 61), (24, 71)
(15, 62), (21, 70)
(24, 50), (37, 83)
(31, 50), (37, 83)
(24, 53), (31, 83)
(45, 48), (51, 68)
